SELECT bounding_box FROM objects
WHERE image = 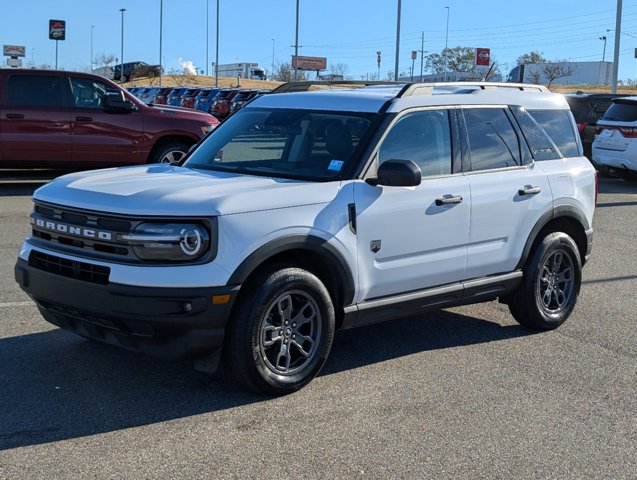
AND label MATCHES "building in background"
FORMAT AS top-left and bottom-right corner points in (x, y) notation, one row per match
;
(508, 61), (613, 85)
